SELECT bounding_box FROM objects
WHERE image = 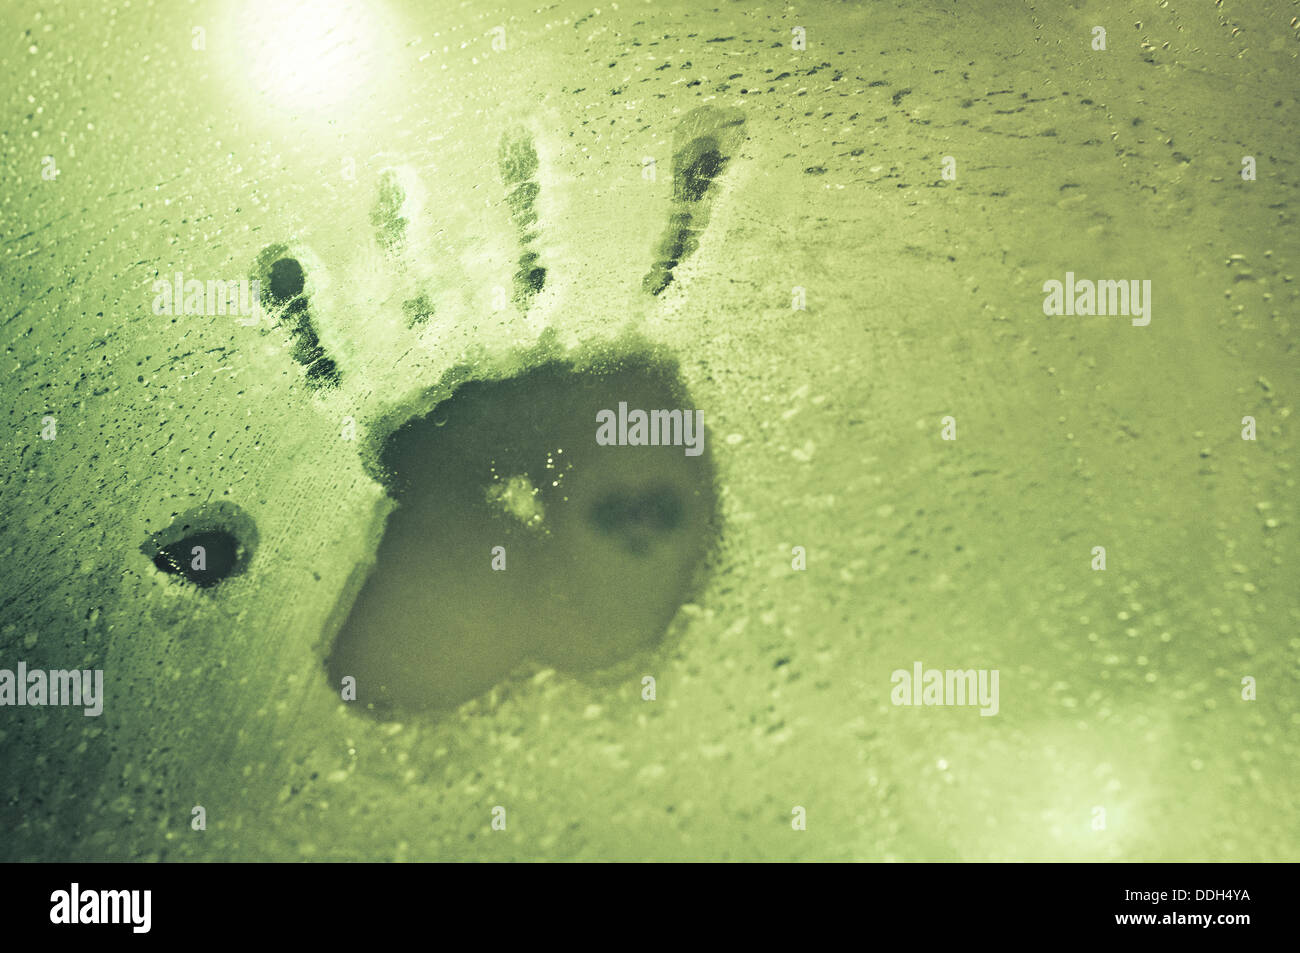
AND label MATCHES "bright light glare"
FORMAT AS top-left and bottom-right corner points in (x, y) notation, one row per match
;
(241, 0), (384, 114)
